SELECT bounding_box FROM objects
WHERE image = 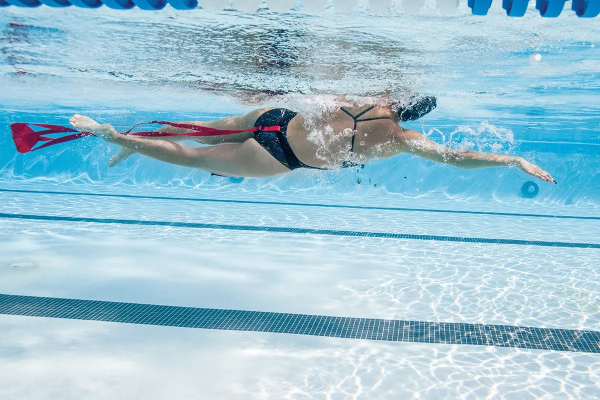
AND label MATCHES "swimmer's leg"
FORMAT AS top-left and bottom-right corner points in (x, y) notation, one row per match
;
(70, 114), (290, 178)
(108, 108), (274, 167)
